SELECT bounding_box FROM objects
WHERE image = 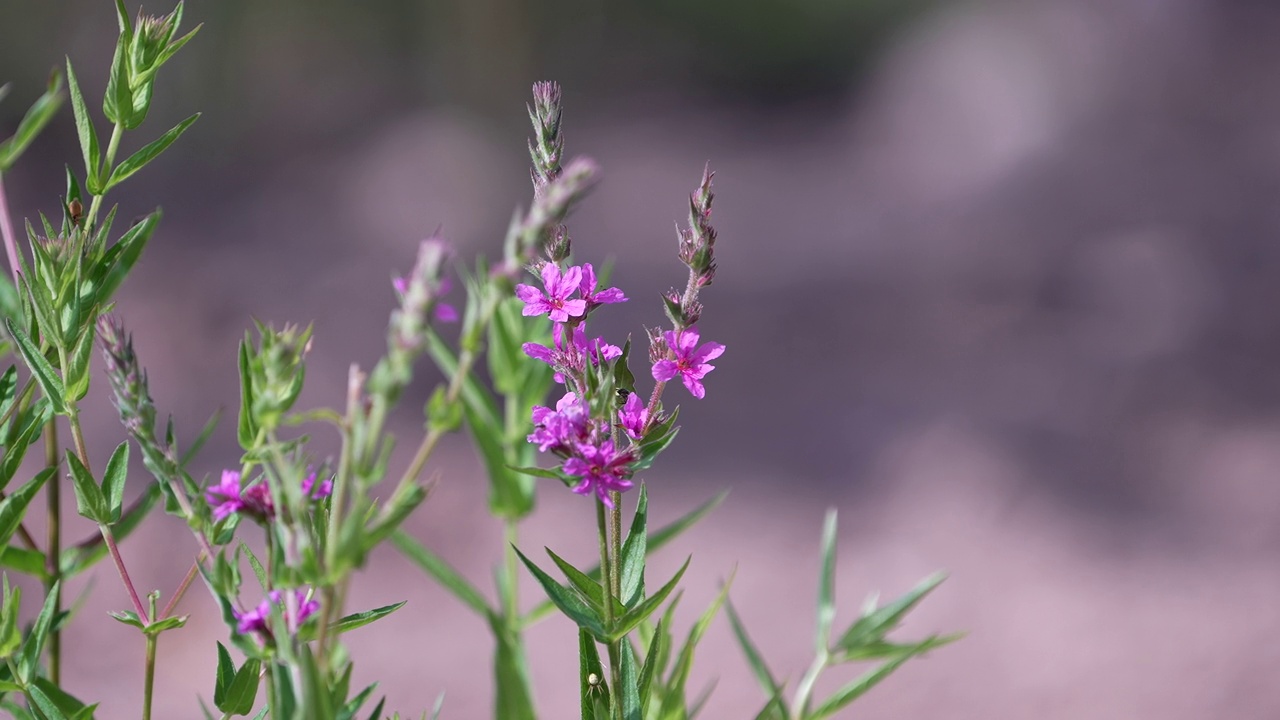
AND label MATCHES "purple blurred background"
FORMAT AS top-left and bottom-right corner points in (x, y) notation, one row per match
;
(4, 0), (1280, 717)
